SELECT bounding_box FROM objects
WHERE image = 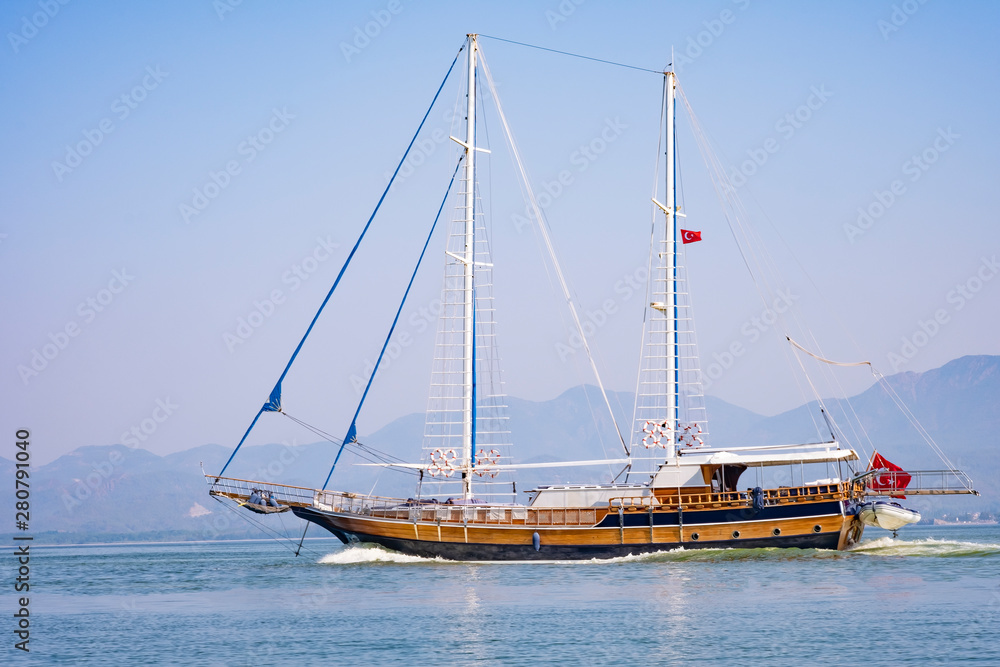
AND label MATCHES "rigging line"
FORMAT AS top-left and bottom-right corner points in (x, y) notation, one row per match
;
(787, 335), (864, 445)
(677, 82), (777, 310)
(281, 418), (415, 472)
(588, 338), (629, 472)
(215, 406), (265, 482)
(477, 67), (495, 248)
(629, 77), (669, 462)
(786, 342), (851, 449)
(785, 323), (874, 453)
(209, 494), (323, 558)
(274, 495), (294, 553)
(734, 174), (880, 452)
(872, 370), (970, 487)
(676, 80), (862, 448)
(736, 171), (876, 373)
(800, 328), (875, 454)
(676, 261), (710, 438)
(467, 192), (516, 488)
(784, 333), (835, 445)
(478, 46), (630, 456)
(282, 411), (342, 445)
(281, 411), (413, 468)
(679, 97), (764, 305)
(676, 123), (687, 219)
(478, 34), (664, 75)
(680, 81), (840, 435)
(786, 337), (874, 369)
(217, 44), (465, 479)
(323, 157), (465, 490)
(681, 82), (817, 381)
